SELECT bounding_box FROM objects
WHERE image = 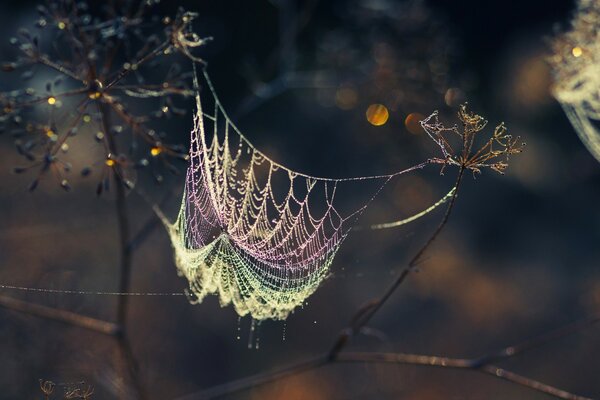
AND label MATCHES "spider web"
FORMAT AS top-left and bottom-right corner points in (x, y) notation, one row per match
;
(551, 0), (600, 163)
(160, 68), (448, 320)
